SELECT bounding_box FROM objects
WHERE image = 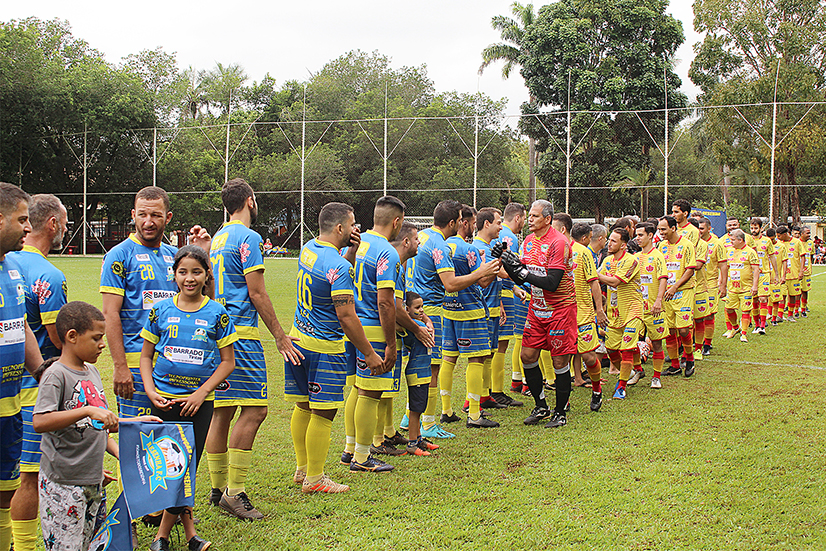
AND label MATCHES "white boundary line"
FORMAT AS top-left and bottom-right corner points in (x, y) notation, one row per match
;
(702, 357), (826, 371)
